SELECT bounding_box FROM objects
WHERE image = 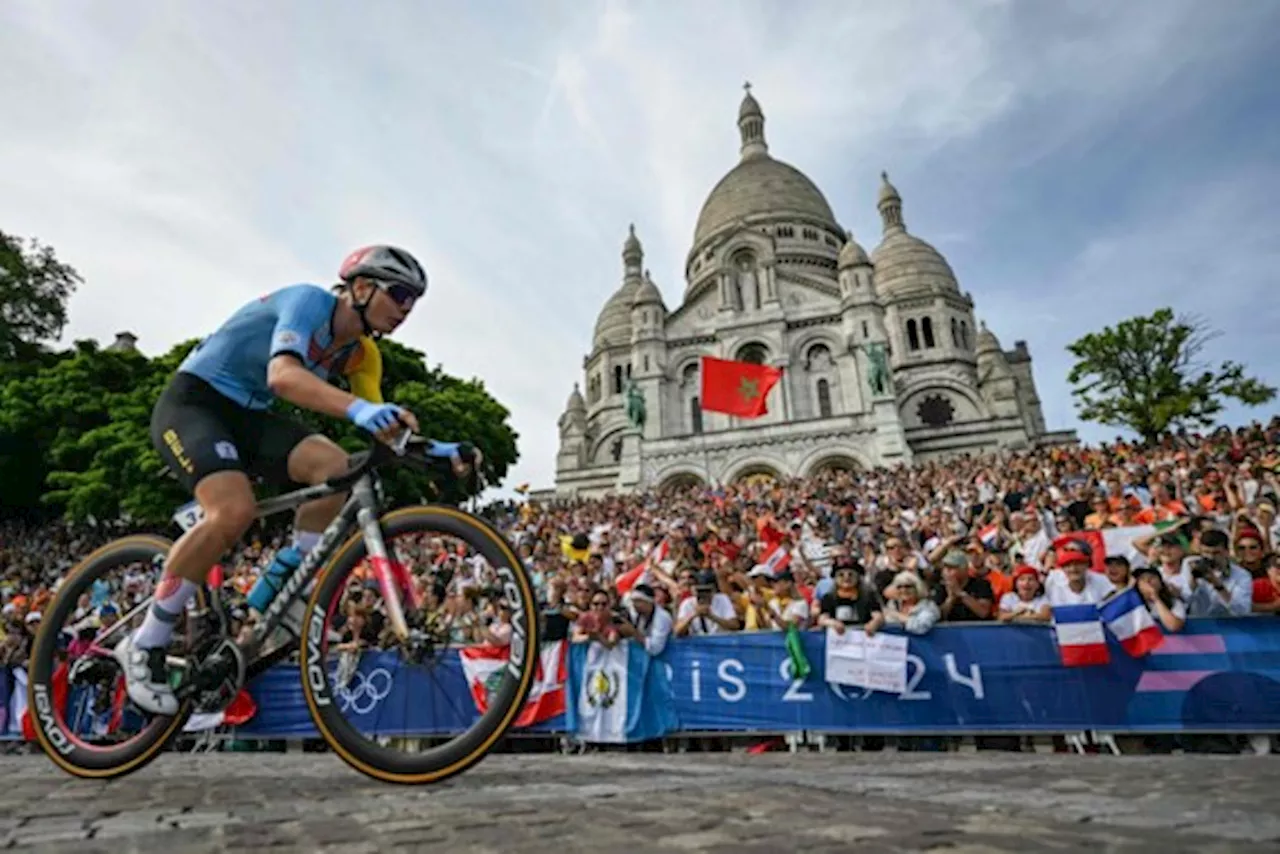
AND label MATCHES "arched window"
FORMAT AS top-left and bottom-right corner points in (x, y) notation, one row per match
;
(951, 317), (959, 347)
(625, 363), (632, 380)
(613, 365), (623, 394)
(737, 342), (768, 364)
(960, 321), (970, 350)
(922, 317), (935, 348)
(906, 319), (920, 351)
(682, 363), (699, 386)
(817, 379), (832, 417)
(690, 397), (703, 434)
(805, 343), (832, 370)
